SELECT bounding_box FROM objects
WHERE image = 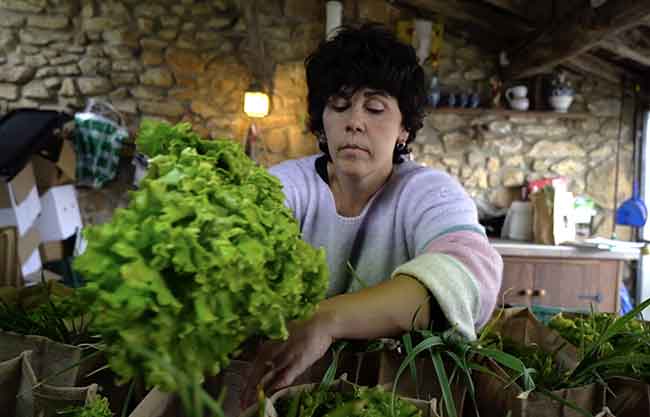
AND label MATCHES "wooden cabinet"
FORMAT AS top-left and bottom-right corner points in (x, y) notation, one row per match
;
(499, 256), (621, 313)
